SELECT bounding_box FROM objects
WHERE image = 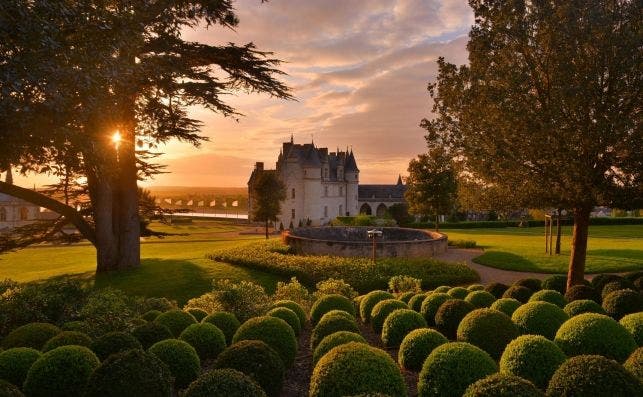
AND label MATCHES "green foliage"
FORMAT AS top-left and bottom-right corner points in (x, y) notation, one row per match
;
(201, 311), (240, 346)
(90, 332), (142, 361)
(502, 286), (533, 303)
(314, 278), (358, 301)
(499, 335), (566, 389)
(408, 293), (428, 312)
(79, 288), (136, 337)
(85, 349), (173, 397)
(311, 312), (359, 349)
(447, 287), (469, 299)
(467, 284), (485, 291)
(214, 340), (285, 397)
(418, 342), (497, 397)
(554, 313), (637, 362)
(448, 239), (477, 248)
(420, 293), (453, 325)
(381, 309), (427, 347)
(252, 171), (286, 226)
(271, 301), (307, 329)
(512, 301), (569, 340)
(1, 323), (61, 350)
(591, 274), (624, 292)
(0, 348), (41, 388)
(312, 331), (366, 366)
(185, 308), (208, 322)
(484, 282), (509, 299)
(131, 322), (173, 350)
(186, 279), (271, 323)
(602, 289), (643, 320)
(514, 279), (542, 292)
(60, 321), (90, 333)
(620, 312), (643, 346)
(564, 285), (600, 303)
(435, 299), (475, 339)
(542, 275), (568, 294)
(601, 279), (636, 300)
(309, 342), (407, 397)
(232, 316), (297, 368)
(388, 275), (422, 294)
(23, 346), (99, 397)
(154, 310), (197, 337)
(310, 294), (355, 326)
(434, 286), (451, 293)
(370, 299), (408, 332)
(563, 299), (606, 317)
(273, 278), (312, 311)
(457, 309), (519, 360)
(0, 380), (23, 397)
(141, 310), (162, 322)
(359, 291), (394, 322)
(490, 298), (521, 317)
(462, 373), (544, 397)
(465, 290), (496, 308)
(42, 331), (92, 352)
(398, 328), (448, 372)
(267, 307), (301, 335)
(624, 347), (643, 383)
(179, 323), (226, 362)
(148, 339), (200, 389)
(183, 369), (266, 397)
(136, 297), (177, 313)
(529, 289), (567, 308)
(398, 291), (416, 303)
(546, 355), (642, 397)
